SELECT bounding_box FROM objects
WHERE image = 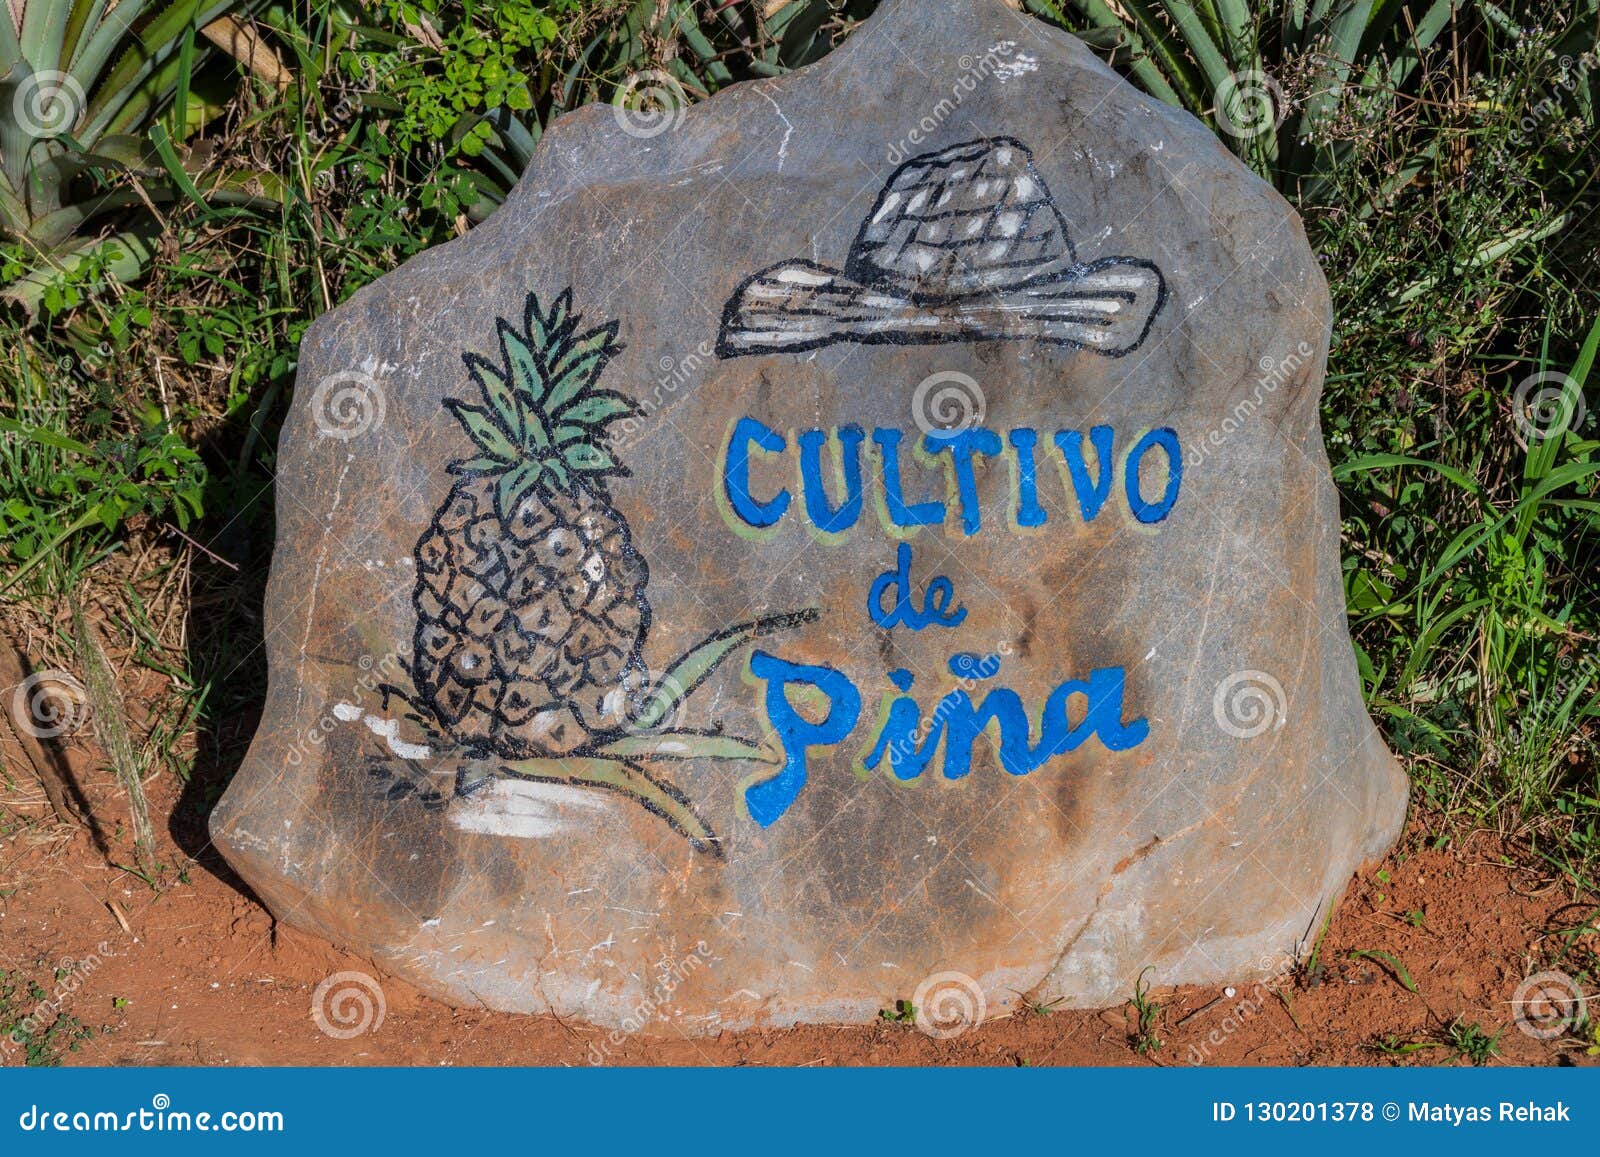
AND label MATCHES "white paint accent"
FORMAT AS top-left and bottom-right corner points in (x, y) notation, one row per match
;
(359, 713), (431, 760)
(995, 53), (1038, 82)
(451, 778), (617, 840)
(774, 265), (836, 287)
